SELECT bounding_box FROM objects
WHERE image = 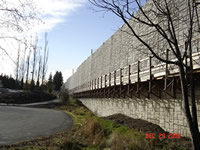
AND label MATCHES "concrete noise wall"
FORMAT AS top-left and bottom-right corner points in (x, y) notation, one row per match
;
(65, 0), (200, 91)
